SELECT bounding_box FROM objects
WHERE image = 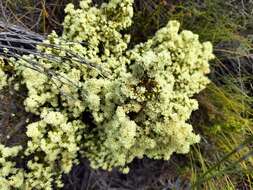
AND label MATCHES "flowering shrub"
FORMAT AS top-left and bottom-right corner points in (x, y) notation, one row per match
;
(0, 0), (214, 188)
